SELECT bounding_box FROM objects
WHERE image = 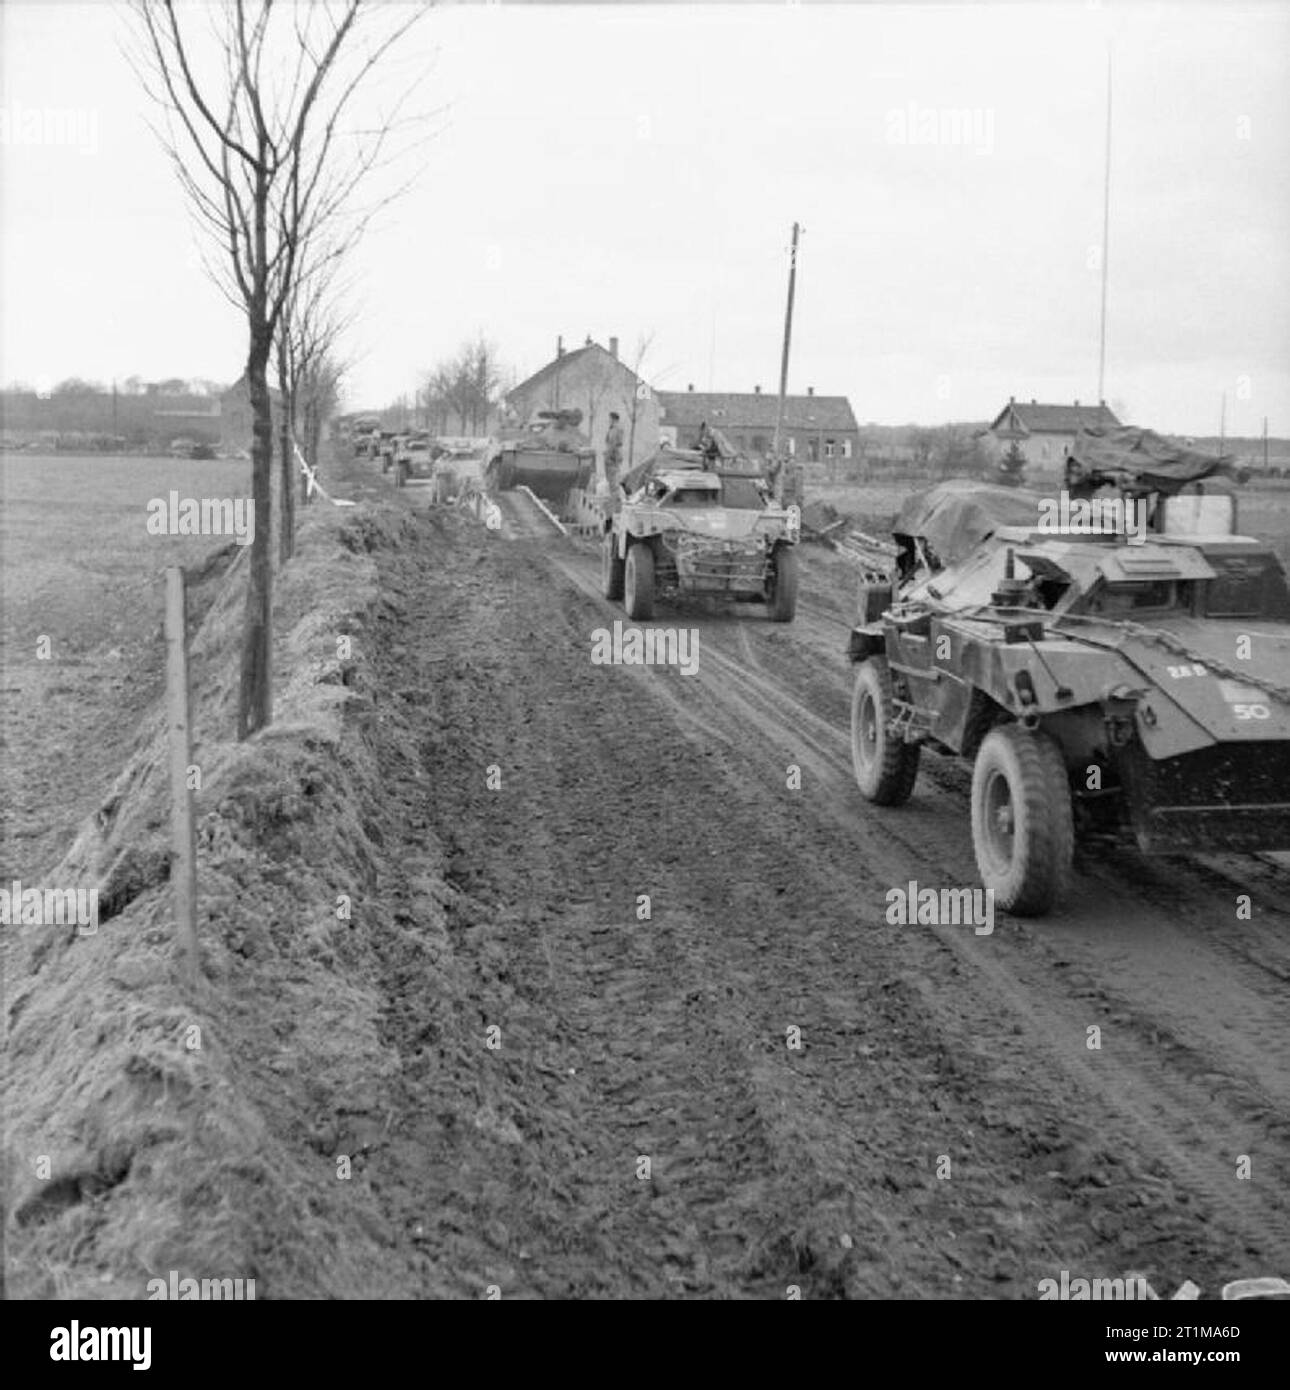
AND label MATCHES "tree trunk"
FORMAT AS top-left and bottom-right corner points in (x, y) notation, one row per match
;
(239, 332), (274, 740)
(299, 398), (313, 507)
(277, 339), (295, 565)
